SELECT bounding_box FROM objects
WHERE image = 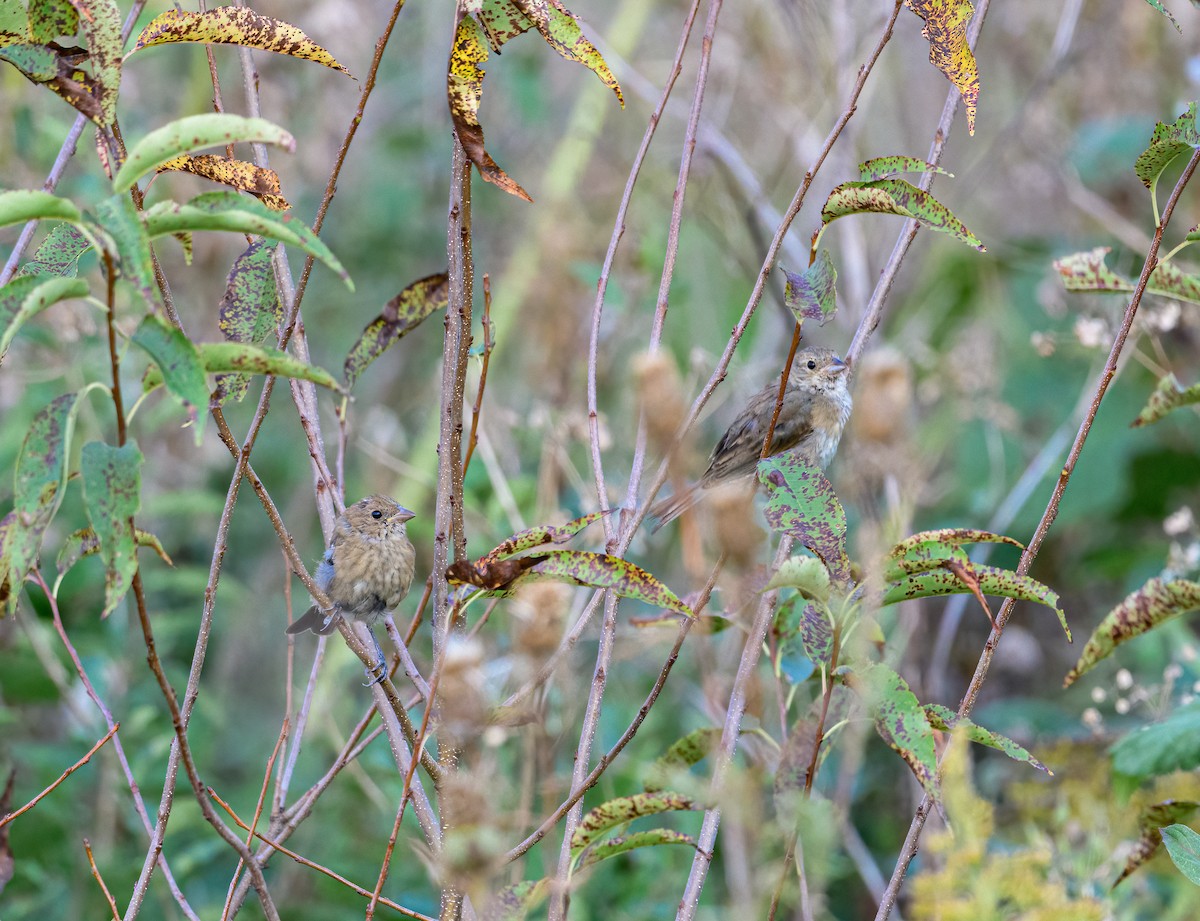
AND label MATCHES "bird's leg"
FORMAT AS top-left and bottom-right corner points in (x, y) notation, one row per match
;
(362, 626), (388, 687)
